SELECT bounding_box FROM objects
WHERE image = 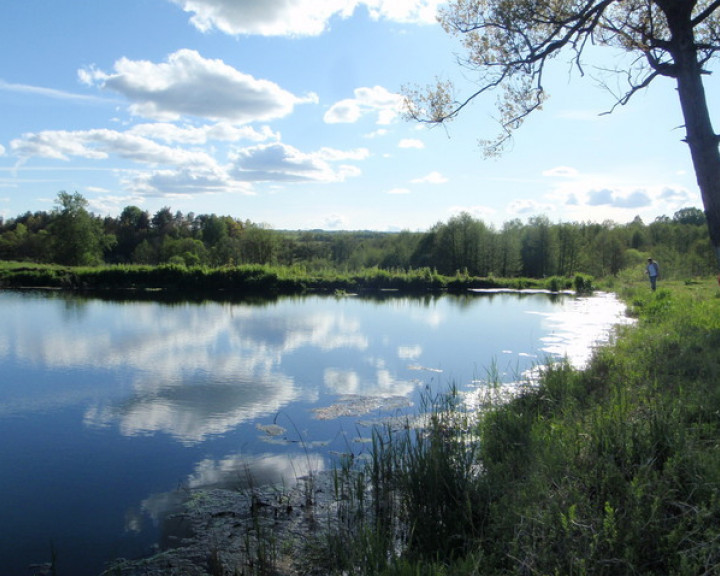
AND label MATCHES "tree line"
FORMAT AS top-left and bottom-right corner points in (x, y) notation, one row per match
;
(0, 191), (714, 279)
